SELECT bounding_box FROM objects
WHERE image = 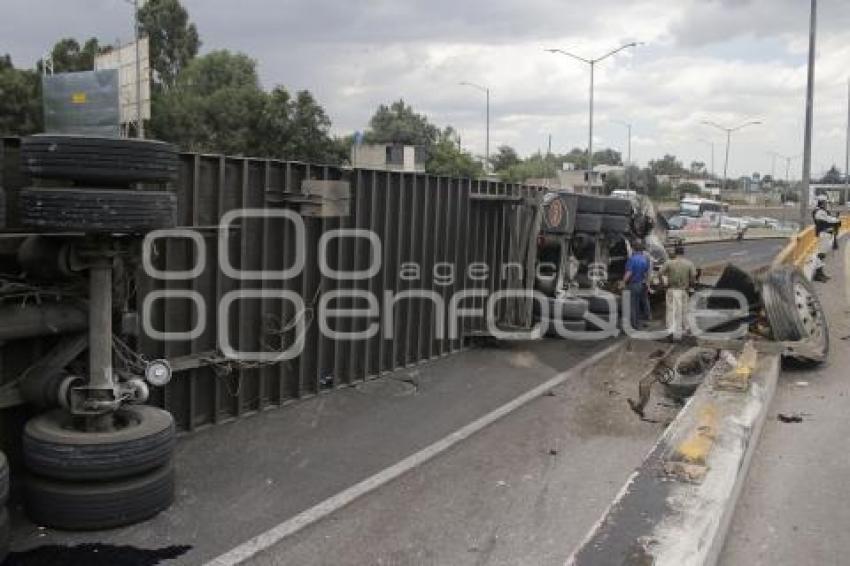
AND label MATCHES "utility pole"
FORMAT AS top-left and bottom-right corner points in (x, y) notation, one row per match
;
(845, 77), (849, 188)
(800, 0), (817, 224)
(547, 134), (552, 156)
(698, 138), (715, 178)
(459, 82), (489, 172)
(546, 42), (642, 193)
(615, 120), (632, 191)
